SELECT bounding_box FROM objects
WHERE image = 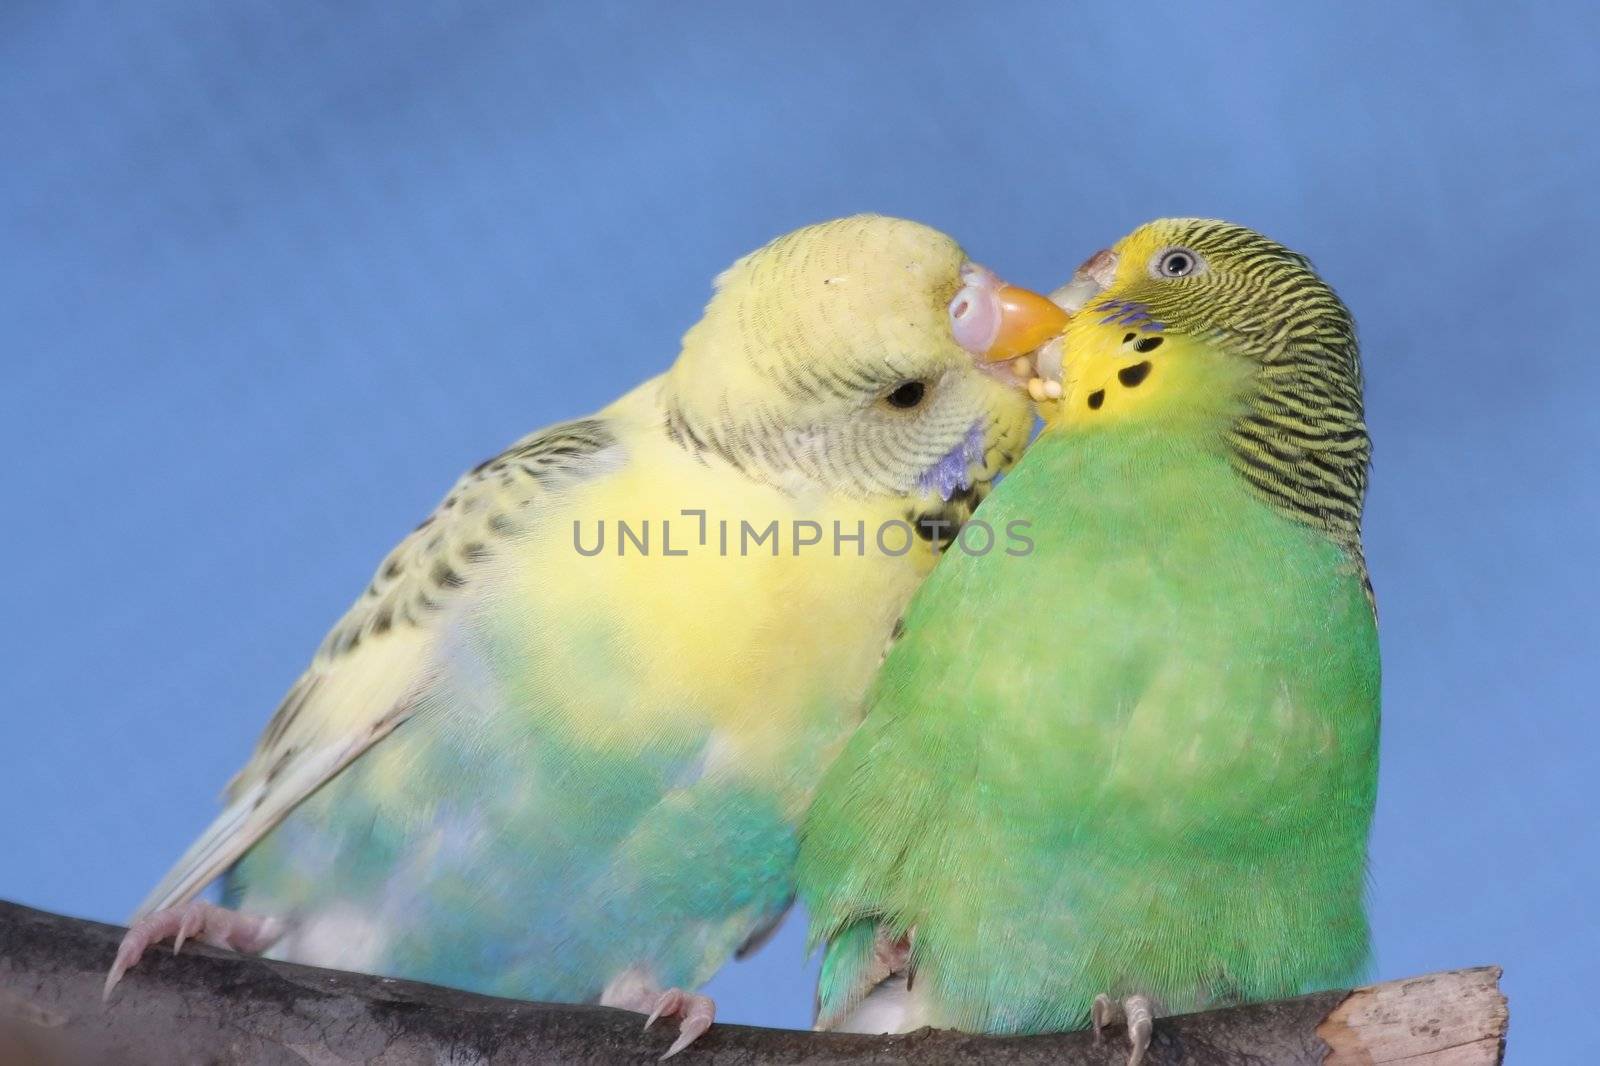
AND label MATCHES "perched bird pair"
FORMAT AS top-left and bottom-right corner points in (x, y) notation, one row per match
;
(109, 214), (1379, 1066)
